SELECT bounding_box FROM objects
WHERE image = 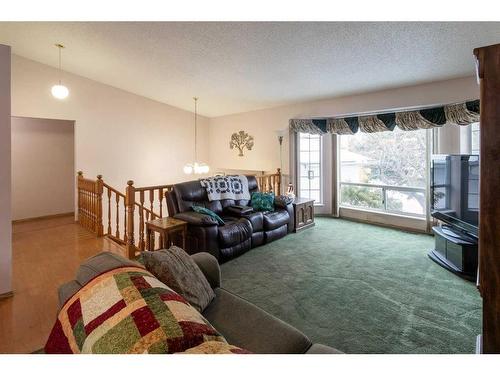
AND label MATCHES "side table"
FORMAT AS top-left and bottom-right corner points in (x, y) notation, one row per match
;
(292, 198), (315, 232)
(145, 217), (188, 251)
